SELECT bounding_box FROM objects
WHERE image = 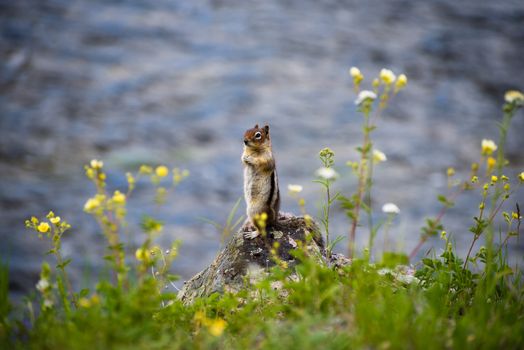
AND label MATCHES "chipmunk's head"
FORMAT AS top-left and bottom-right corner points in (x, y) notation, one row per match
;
(243, 124), (270, 149)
